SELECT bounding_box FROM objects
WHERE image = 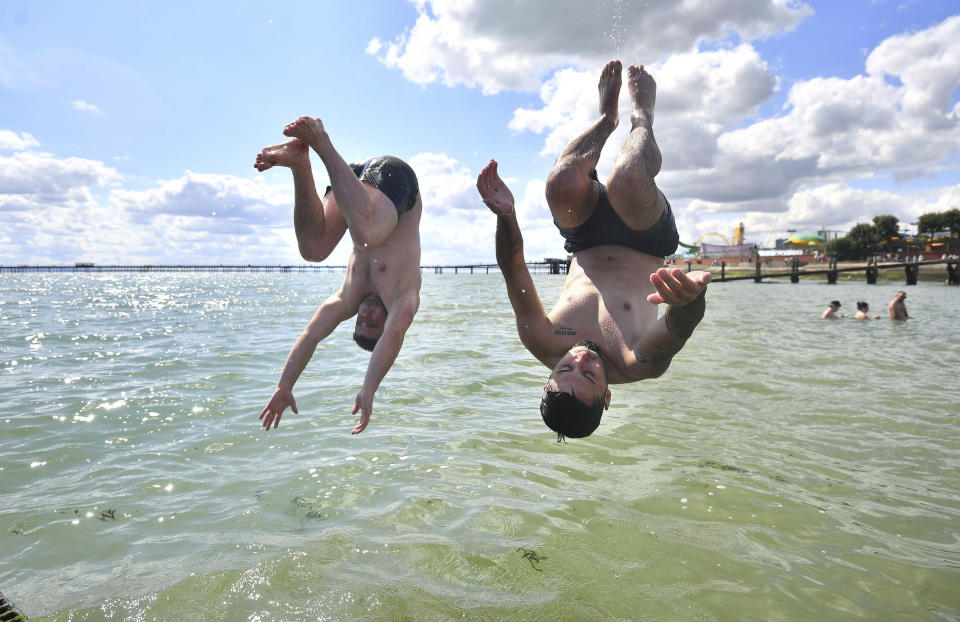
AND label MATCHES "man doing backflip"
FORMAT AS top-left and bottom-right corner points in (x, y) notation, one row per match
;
(255, 117), (422, 434)
(477, 61), (710, 440)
